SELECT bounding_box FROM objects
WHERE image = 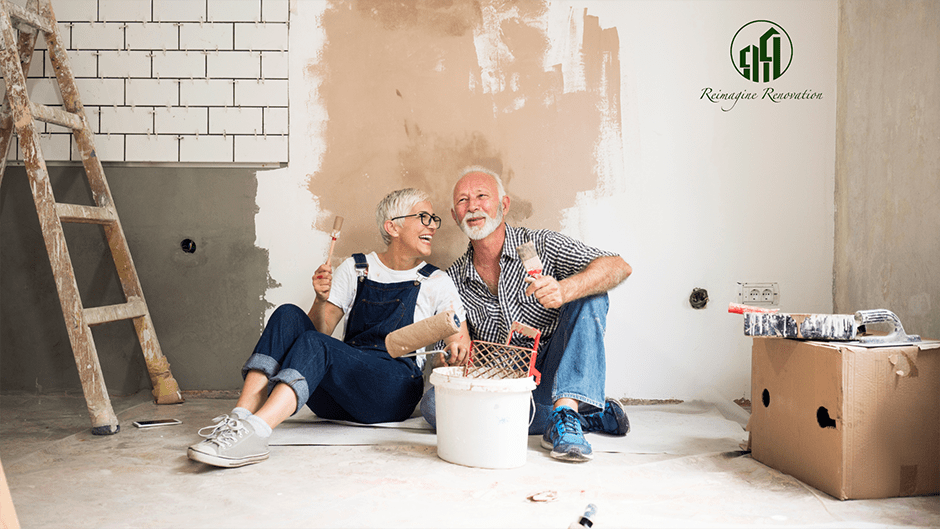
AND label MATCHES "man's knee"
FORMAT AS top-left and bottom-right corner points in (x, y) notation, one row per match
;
(419, 388), (437, 429)
(558, 293), (609, 333)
